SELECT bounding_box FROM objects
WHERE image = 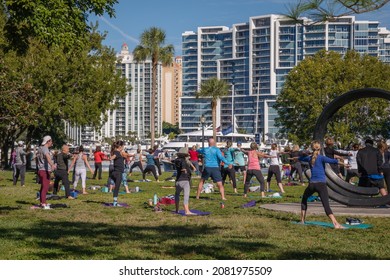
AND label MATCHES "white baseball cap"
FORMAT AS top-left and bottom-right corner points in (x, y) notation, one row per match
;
(17, 141), (24, 146)
(41, 135), (52, 145)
